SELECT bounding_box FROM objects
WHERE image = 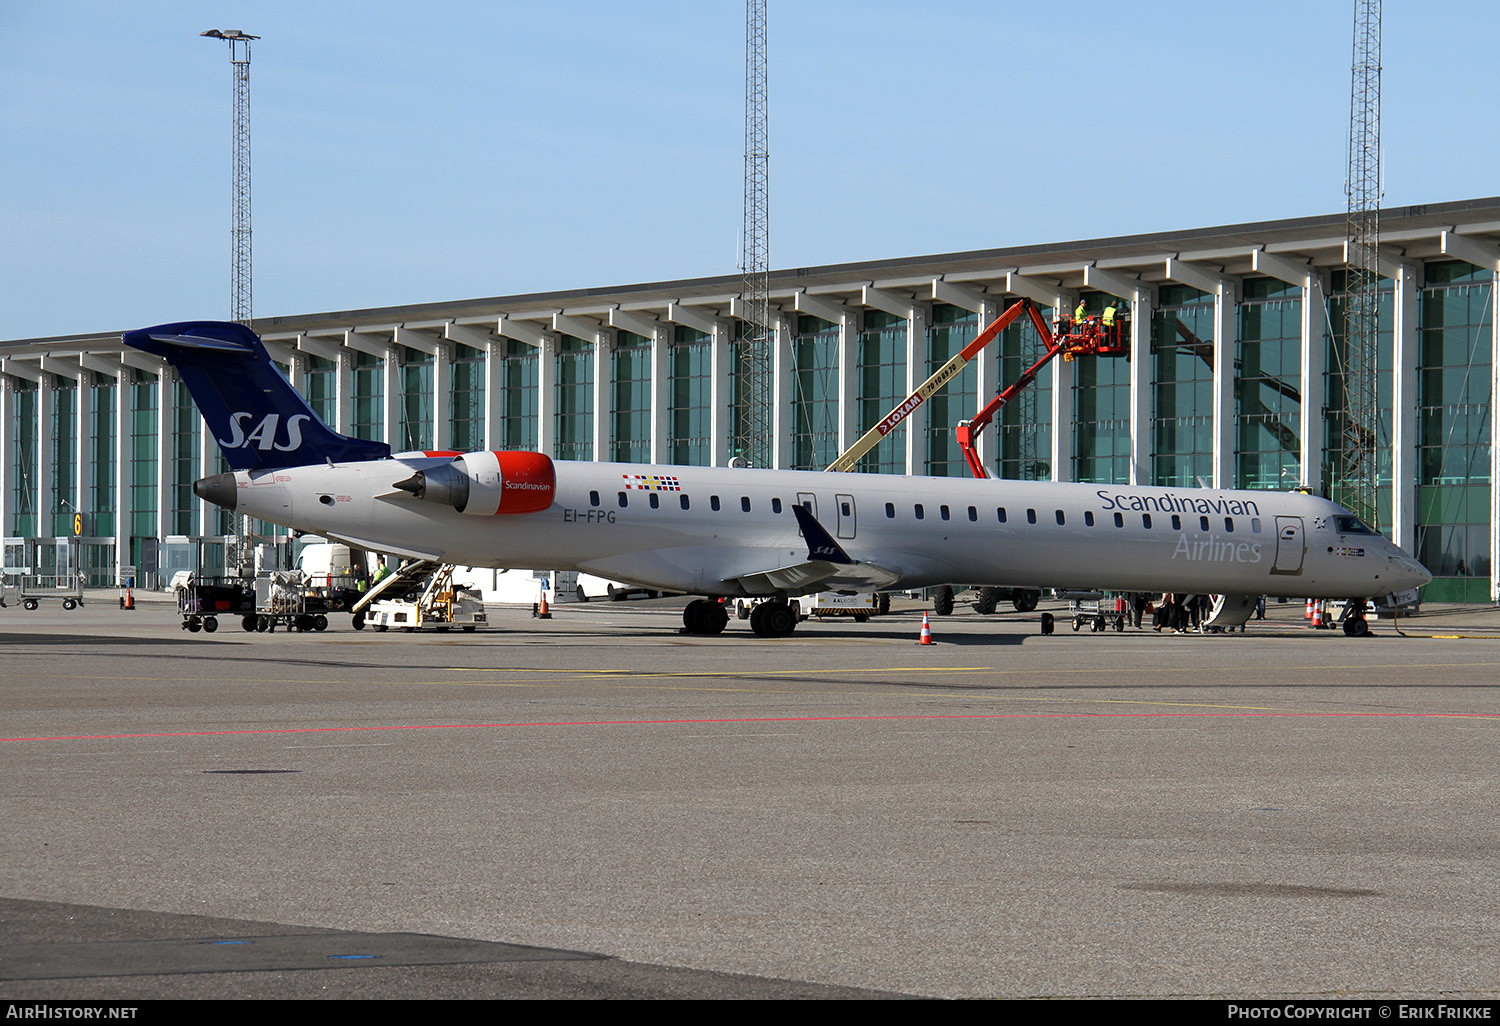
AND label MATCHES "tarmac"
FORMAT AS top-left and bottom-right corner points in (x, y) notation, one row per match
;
(2, 589), (1499, 1000)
